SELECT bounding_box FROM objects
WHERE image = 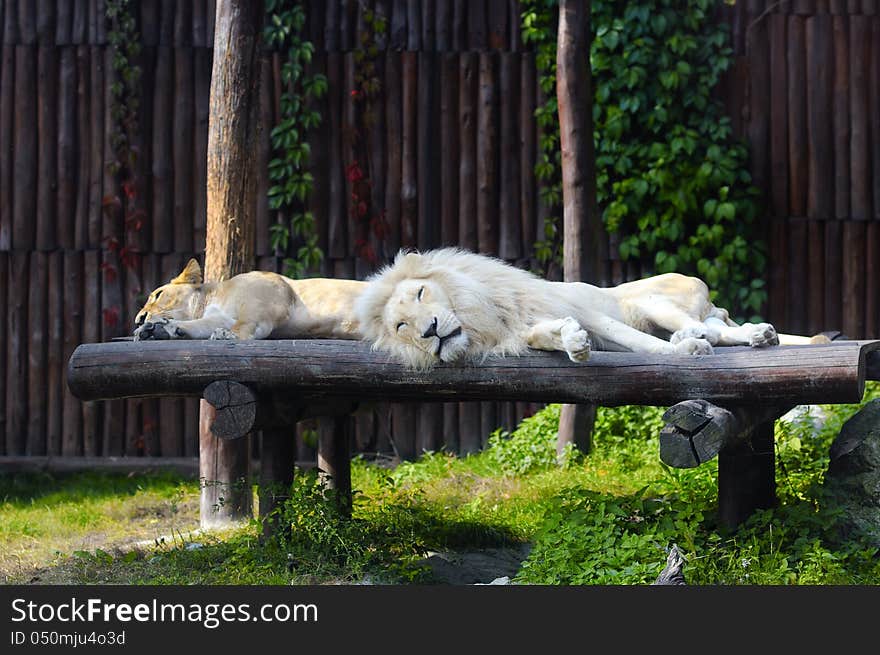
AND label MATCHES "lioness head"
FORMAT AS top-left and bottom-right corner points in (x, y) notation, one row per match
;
(355, 251), (472, 368)
(134, 258), (203, 328)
